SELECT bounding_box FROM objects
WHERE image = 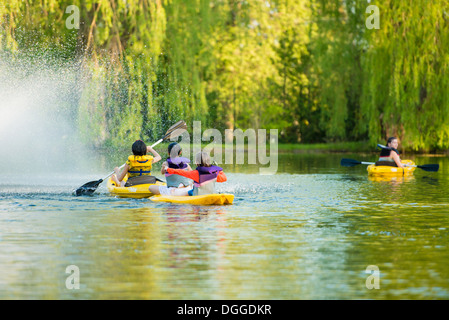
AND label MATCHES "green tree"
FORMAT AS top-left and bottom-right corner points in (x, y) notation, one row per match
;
(361, 0), (449, 151)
